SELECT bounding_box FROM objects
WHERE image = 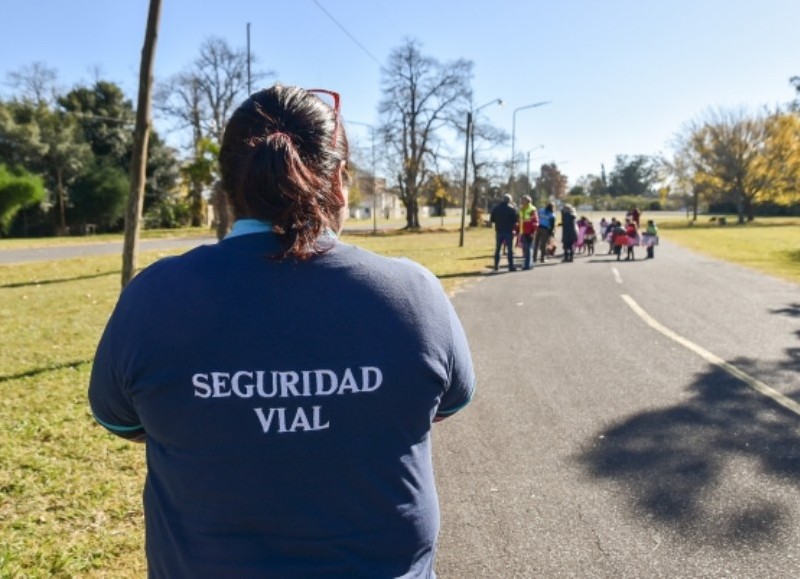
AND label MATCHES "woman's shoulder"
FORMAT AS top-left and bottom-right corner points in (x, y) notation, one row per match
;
(334, 242), (441, 290)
